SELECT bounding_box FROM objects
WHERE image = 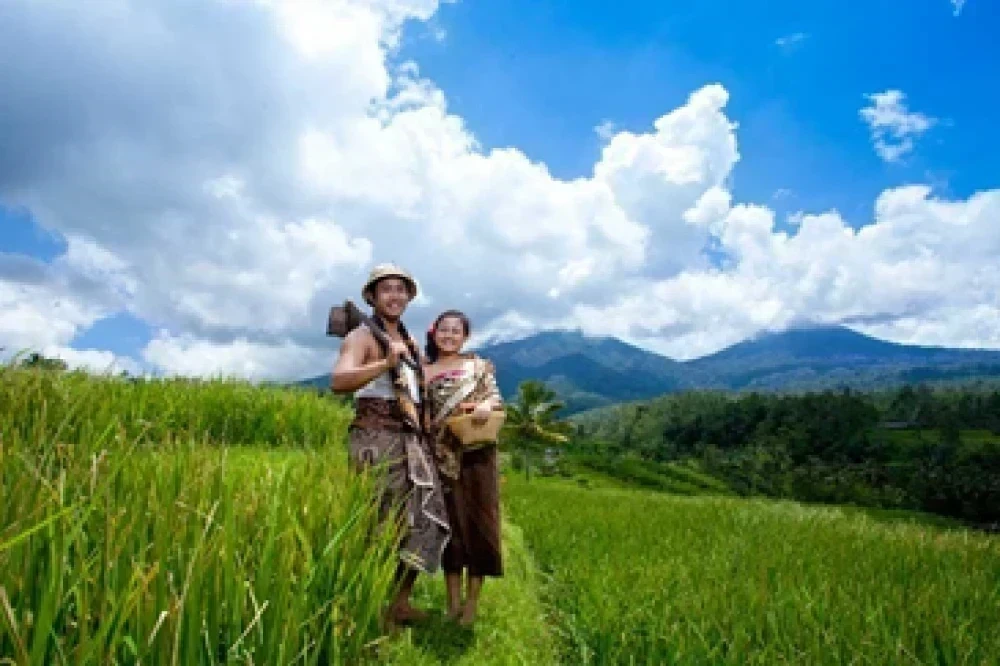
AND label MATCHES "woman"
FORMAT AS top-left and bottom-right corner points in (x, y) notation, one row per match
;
(424, 309), (504, 627)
